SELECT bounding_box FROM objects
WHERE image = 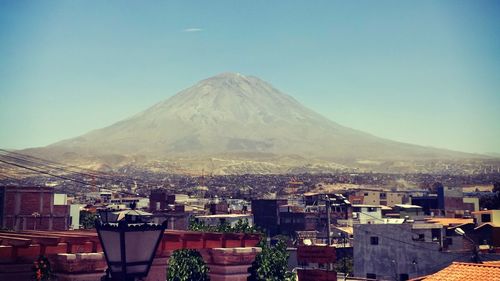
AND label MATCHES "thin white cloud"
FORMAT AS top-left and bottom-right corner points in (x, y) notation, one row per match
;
(183, 28), (203, 32)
